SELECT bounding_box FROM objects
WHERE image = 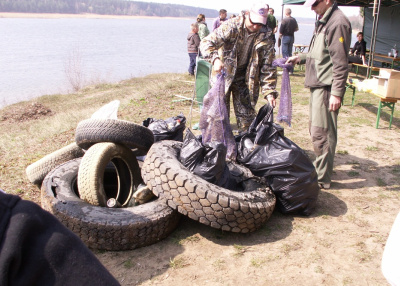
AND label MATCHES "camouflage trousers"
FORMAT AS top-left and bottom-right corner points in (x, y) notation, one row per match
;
(225, 70), (256, 132)
(309, 86), (340, 185)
